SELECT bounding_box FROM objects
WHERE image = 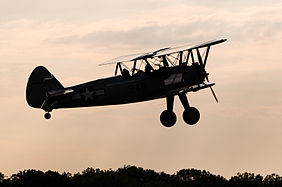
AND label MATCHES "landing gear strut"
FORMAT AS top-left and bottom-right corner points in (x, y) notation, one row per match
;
(44, 112), (51, 120)
(160, 96), (177, 127)
(160, 93), (200, 127)
(178, 92), (200, 125)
